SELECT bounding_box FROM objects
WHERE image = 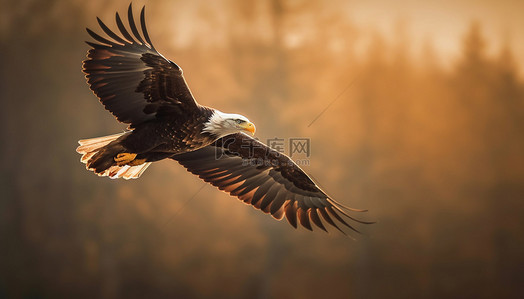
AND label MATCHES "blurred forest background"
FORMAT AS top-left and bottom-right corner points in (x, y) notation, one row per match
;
(1, 0), (524, 298)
